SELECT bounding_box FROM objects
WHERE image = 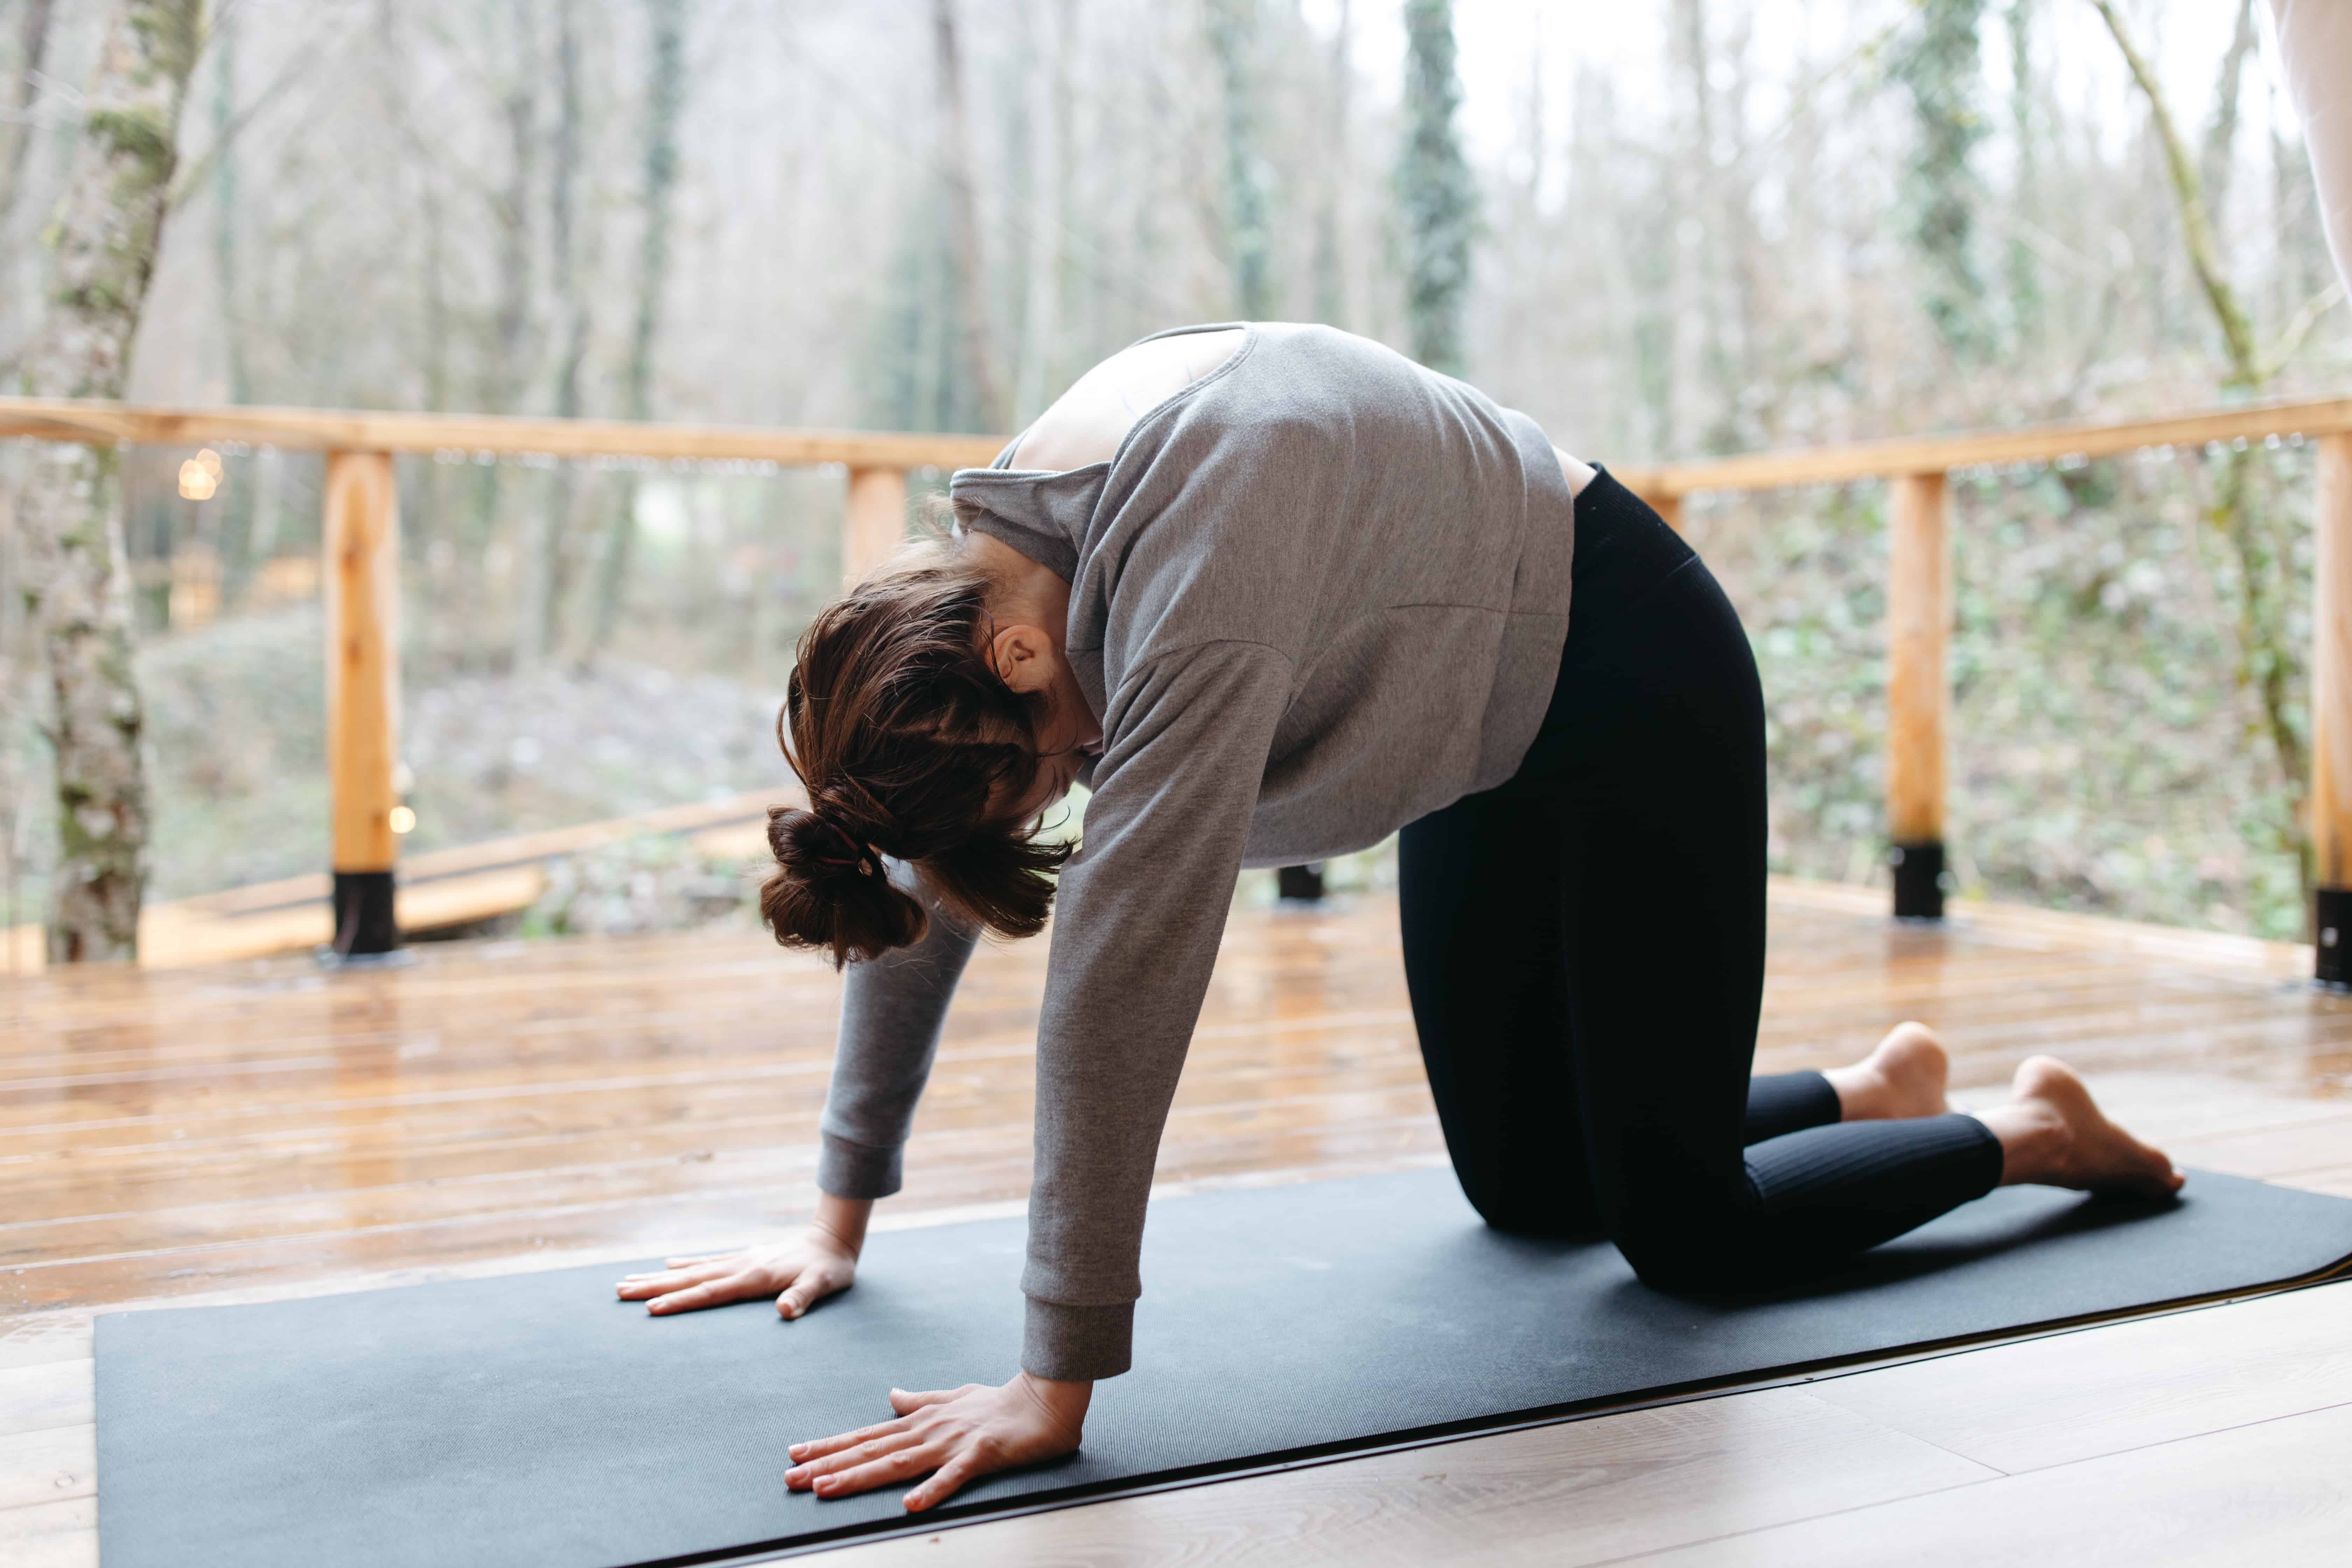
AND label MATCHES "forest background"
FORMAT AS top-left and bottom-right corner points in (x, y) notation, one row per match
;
(0, 0), (2346, 954)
